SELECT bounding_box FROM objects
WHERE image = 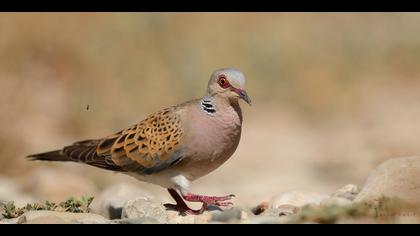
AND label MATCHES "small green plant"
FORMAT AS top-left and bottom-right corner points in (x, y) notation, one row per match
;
(1, 196), (94, 219)
(3, 202), (25, 219)
(58, 196), (94, 213)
